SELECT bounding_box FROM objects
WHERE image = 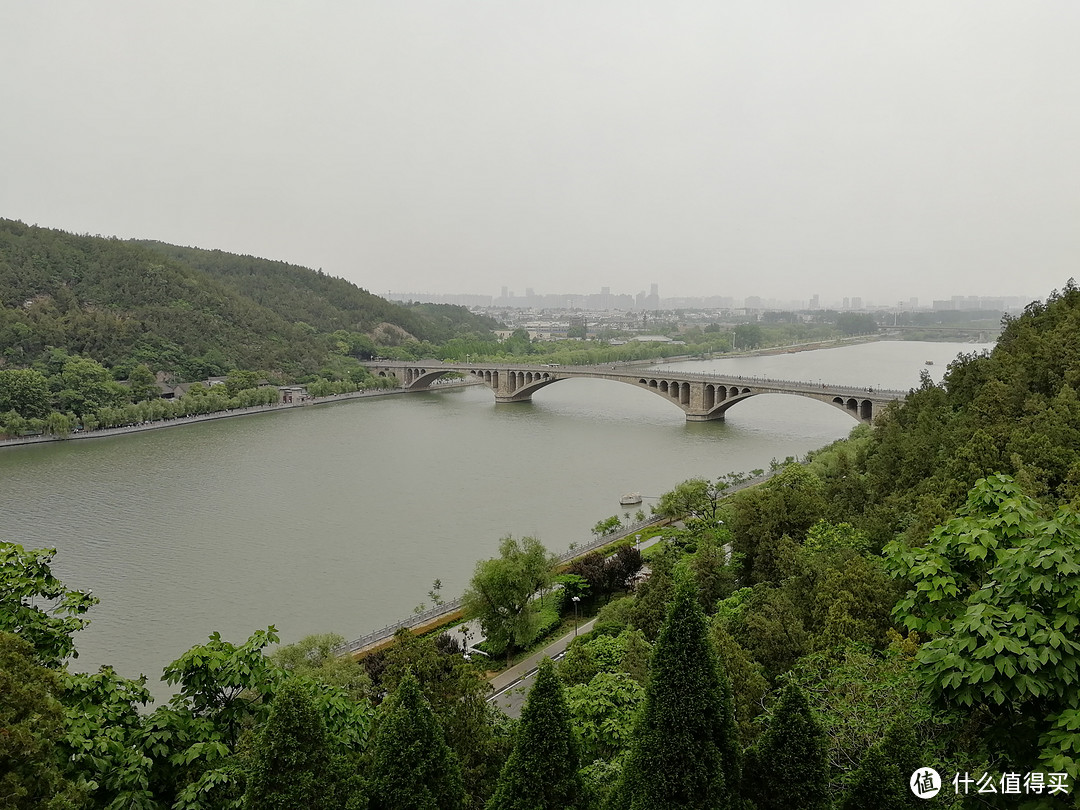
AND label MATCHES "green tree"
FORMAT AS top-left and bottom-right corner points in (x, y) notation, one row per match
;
(487, 659), (590, 810)
(127, 364), (160, 402)
(0, 542), (98, 666)
(56, 355), (125, 416)
(652, 478), (726, 527)
(146, 627), (283, 809)
(728, 464), (825, 583)
(733, 323), (762, 350)
(840, 721), (921, 810)
(60, 666), (156, 810)
(272, 633), (370, 702)
(224, 369), (261, 397)
(244, 679), (339, 810)
(368, 672), (465, 810)
(0, 368), (51, 418)
(745, 683), (829, 810)
(616, 584), (739, 810)
(369, 629), (508, 808)
(463, 536), (556, 657)
(836, 312), (878, 336)
(0, 632), (84, 809)
(566, 670), (645, 763)
(886, 473), (1080, 778)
